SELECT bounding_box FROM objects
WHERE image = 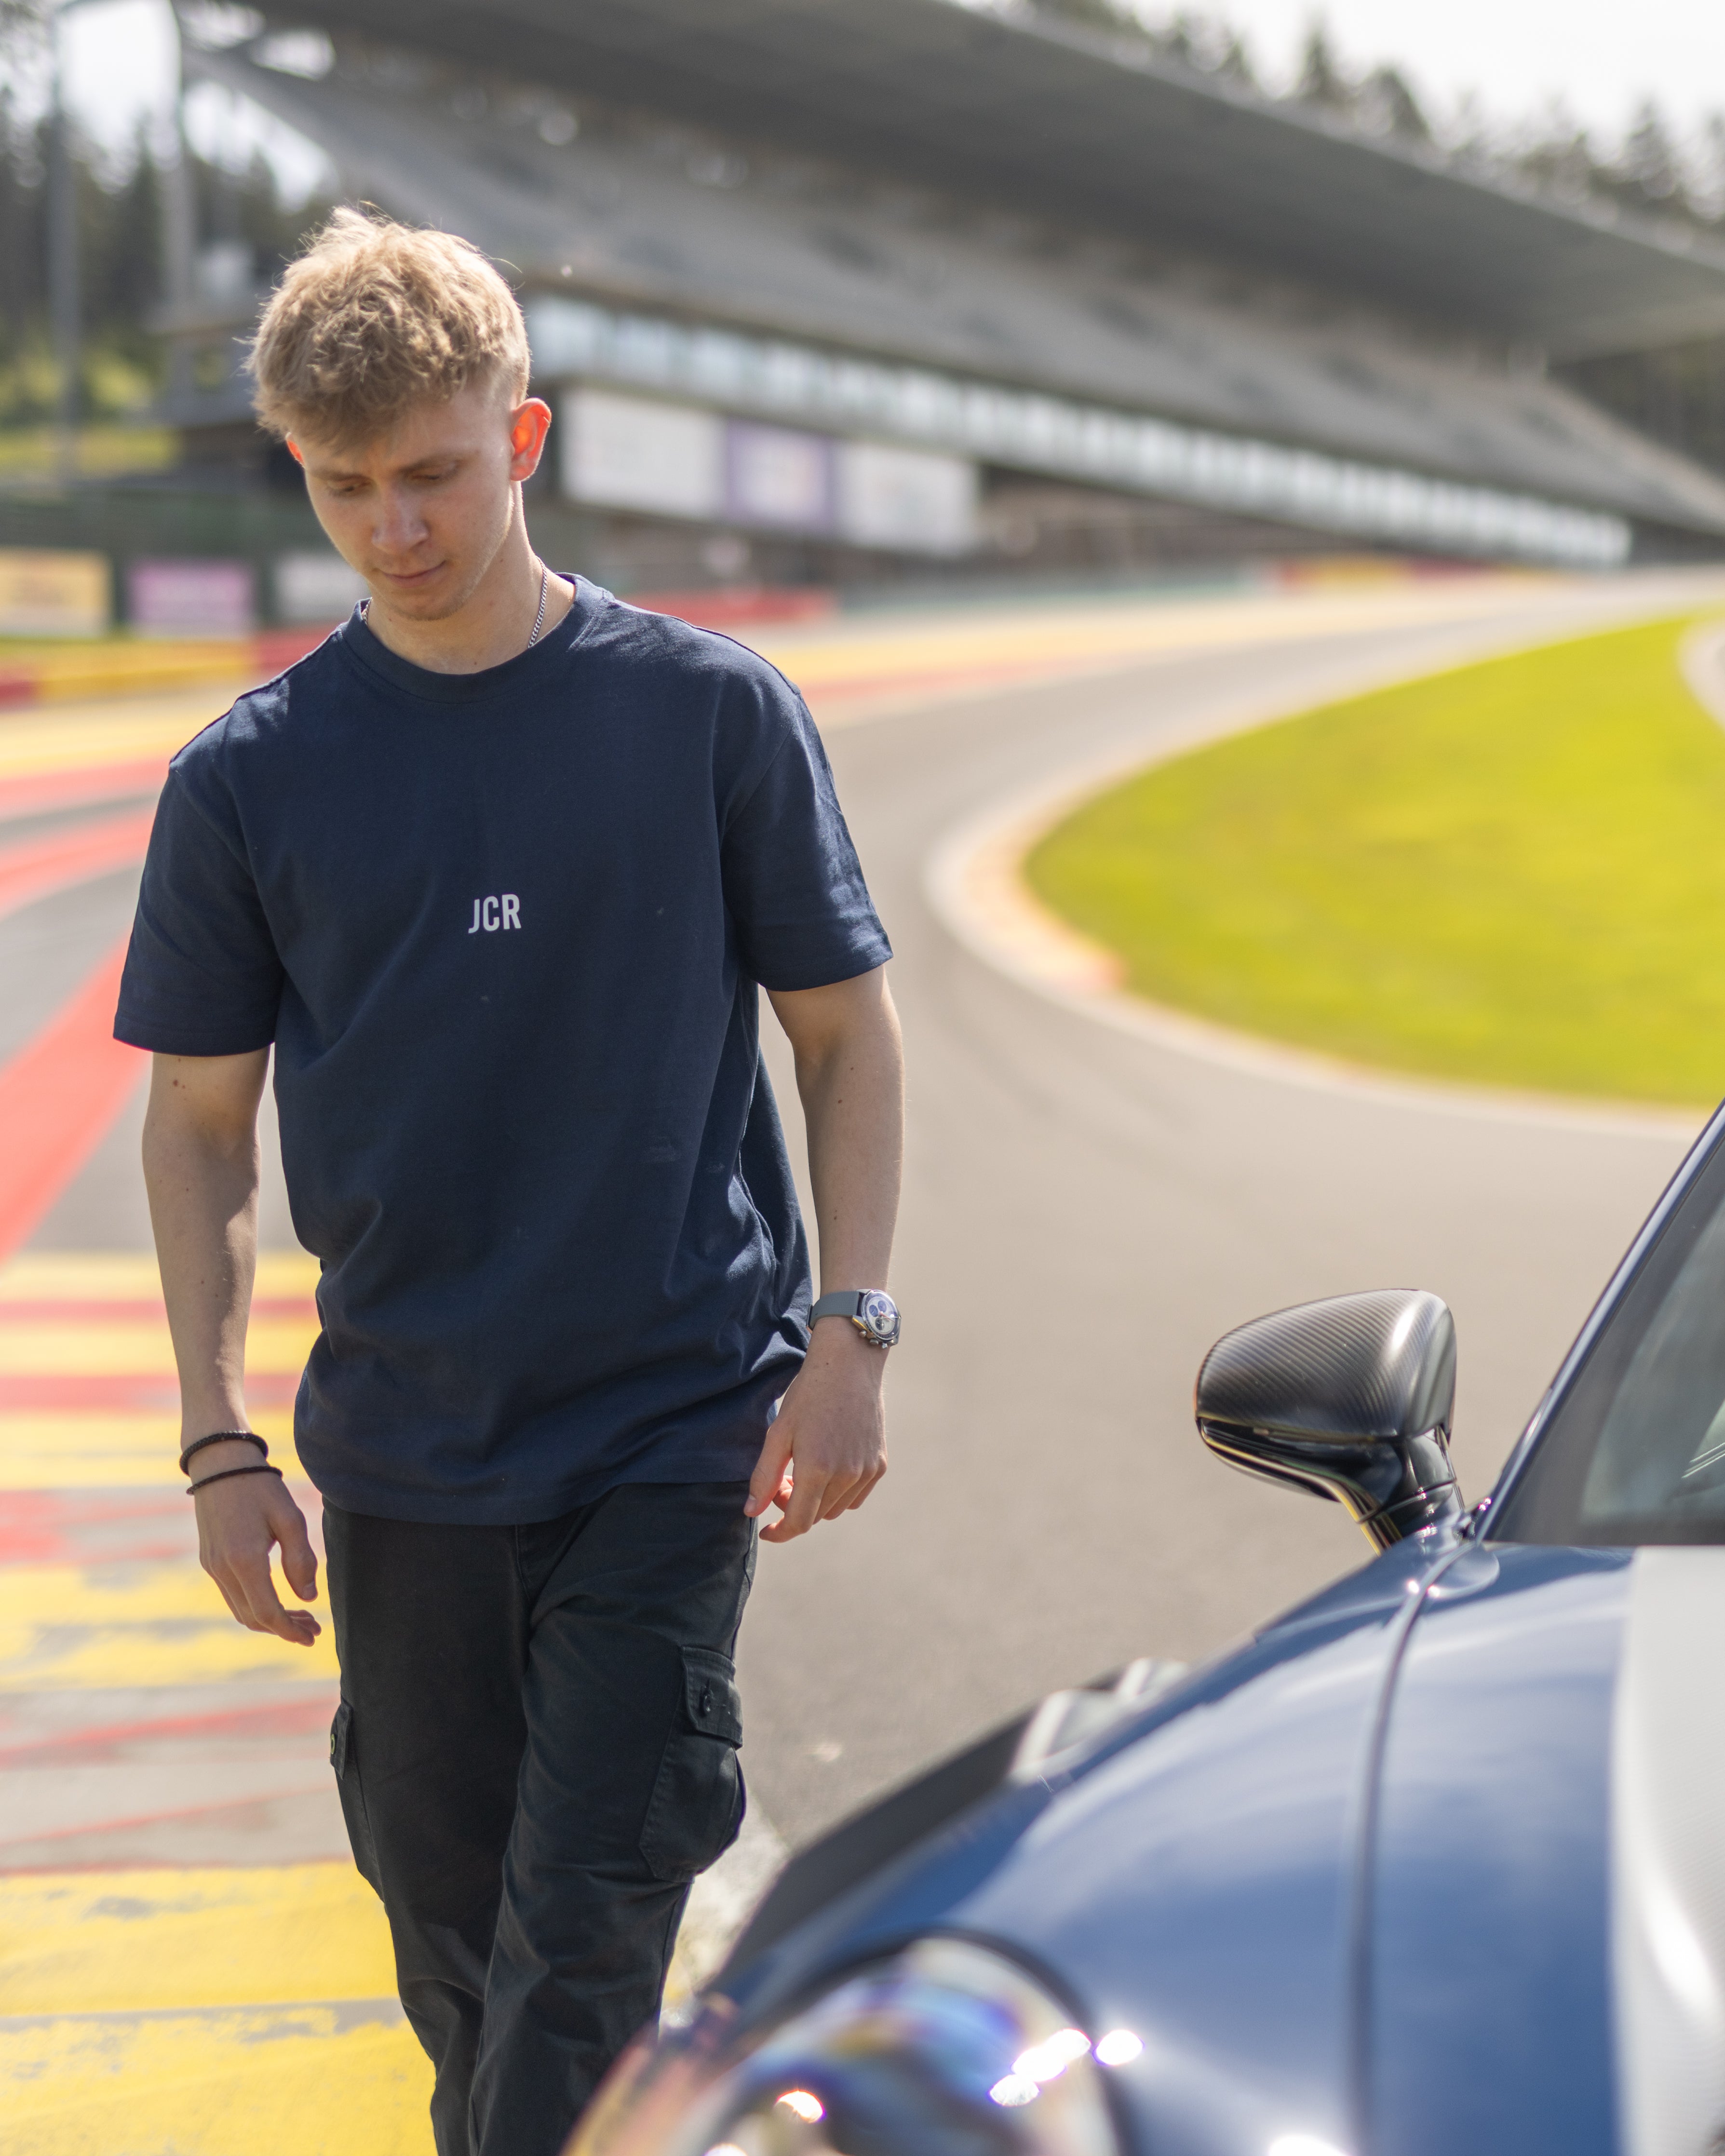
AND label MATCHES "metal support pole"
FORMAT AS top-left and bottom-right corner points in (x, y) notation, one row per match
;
(46, 2), (81, 490)
(161, 2), (194, 309)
